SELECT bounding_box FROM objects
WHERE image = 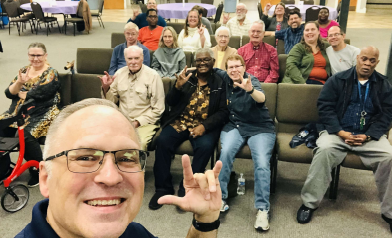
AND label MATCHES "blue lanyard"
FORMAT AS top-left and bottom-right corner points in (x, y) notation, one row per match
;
(357, 81), (370, 112)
